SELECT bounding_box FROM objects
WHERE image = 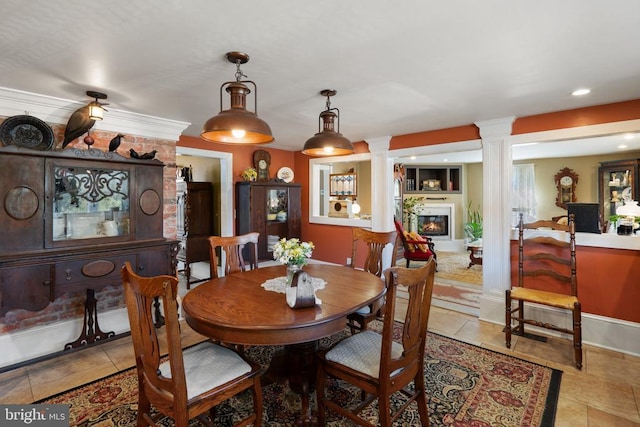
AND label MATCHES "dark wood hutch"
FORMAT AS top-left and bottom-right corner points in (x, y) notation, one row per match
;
(0, 145), (178, 348)
(236, 181), (301, 260)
